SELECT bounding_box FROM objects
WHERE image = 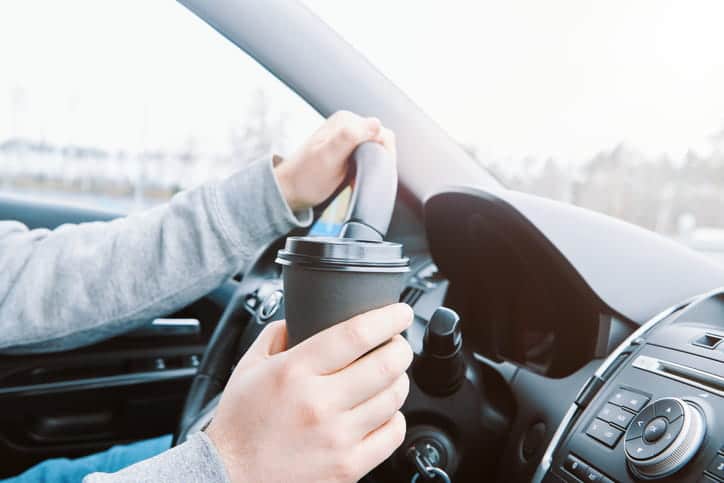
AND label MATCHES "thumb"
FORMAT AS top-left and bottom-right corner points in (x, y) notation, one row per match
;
(264, 320), (288, 356)
(238, 320), (288, 369)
